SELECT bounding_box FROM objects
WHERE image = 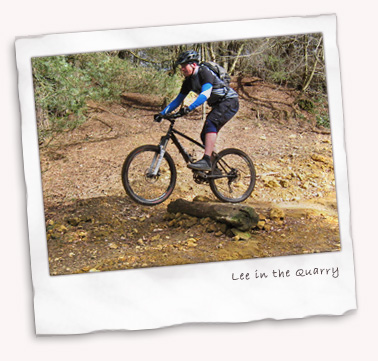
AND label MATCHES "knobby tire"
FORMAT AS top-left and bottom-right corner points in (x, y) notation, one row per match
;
(122, 145), (177, 206)
(209, 148), (256, 203)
